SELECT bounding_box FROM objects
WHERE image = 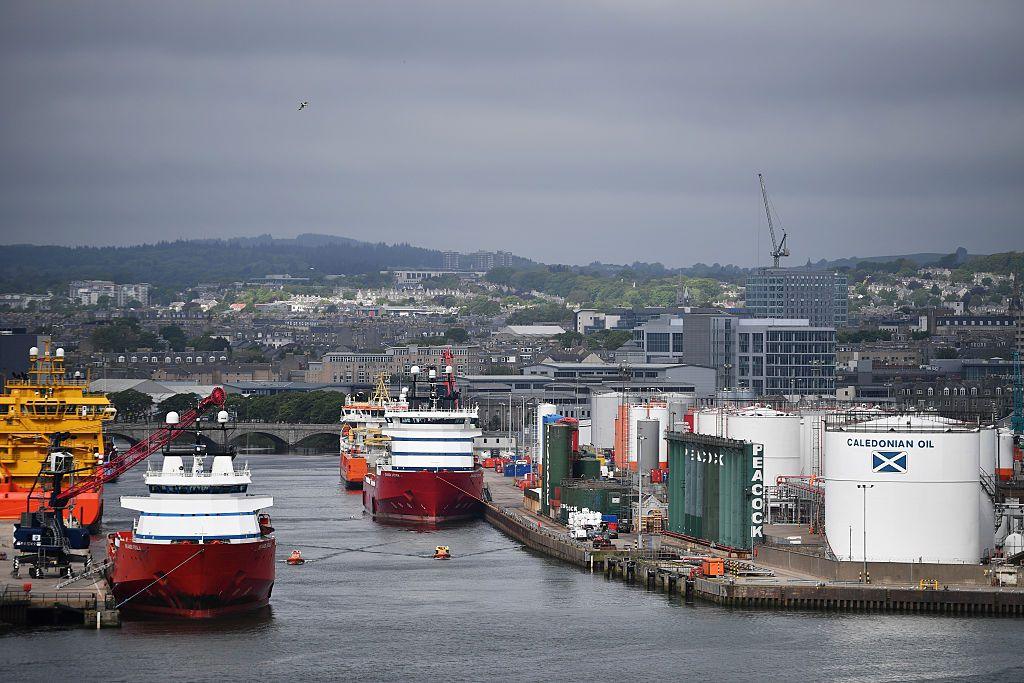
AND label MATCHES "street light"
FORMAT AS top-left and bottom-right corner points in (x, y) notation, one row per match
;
(634, 438), (643, 557)
(856, 483), (874, 582)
